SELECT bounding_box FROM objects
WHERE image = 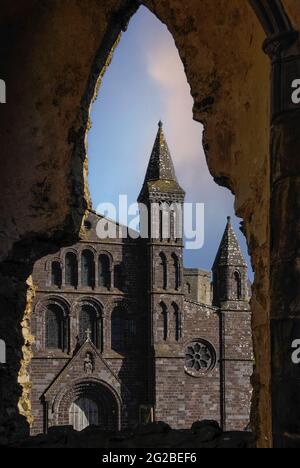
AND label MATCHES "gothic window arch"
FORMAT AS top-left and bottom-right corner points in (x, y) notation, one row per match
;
(185, 282), (191, 295)
(114, 264), (125, 291)
(233, 271), (242, 299)
(159, 253), (168, 290)
(124, 317), (136, 346)
(111, 307), (122, 352)
(51, 261), (62, 288)
(171, 253), (180, 290)
(99, 254), (111, 289)
(173, 303), (182, 342)
(79, 304), (102, 350)
(111, 305), (135, 352)
(45, 303), (68, 351)
(159, 302), (168, 342)
(81, 250), (95, 288)
(65, 252), (78, 287)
